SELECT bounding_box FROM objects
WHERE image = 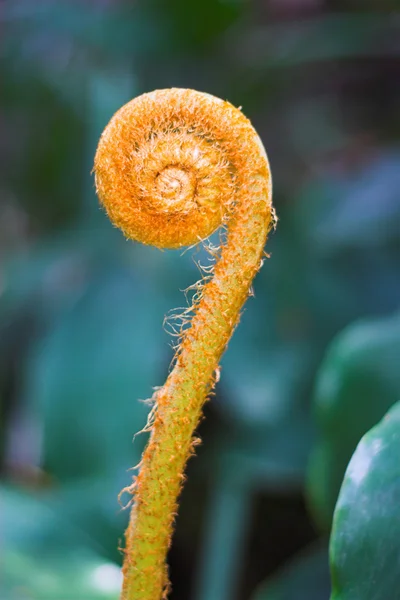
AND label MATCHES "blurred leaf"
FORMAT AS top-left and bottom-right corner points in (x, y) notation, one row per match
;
(23, 263), (167, 481)
(222, 338), (316, 428)
(157, 0), (242, 50)
(3, 0), (168, 60)
(307, 310), (400, 530)
(209, 406), (313, 493)
(2, 484), (99, 558)
(312, 151), (400, 249)
(4, 551), (120, 600)
(252, 543), (330, 600)
(330, 401), (400, 600)
(2, 71), (84, 230)
(291, 152), (400, 333)
(2, 485), (120, 600)
(0, 233), (93, 322)
(47, 475), (129, 564)
(232, 14), (400, 69)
